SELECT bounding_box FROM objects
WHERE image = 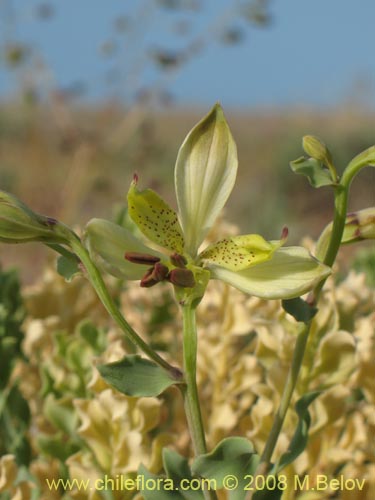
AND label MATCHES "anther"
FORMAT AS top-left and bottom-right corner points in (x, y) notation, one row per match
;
(140, 268), (158, 288)
(170, 253), (187, 268)
(168, 268), (195, 288)
(125, 252), (160, 265)
(153, 262), (169, 281)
